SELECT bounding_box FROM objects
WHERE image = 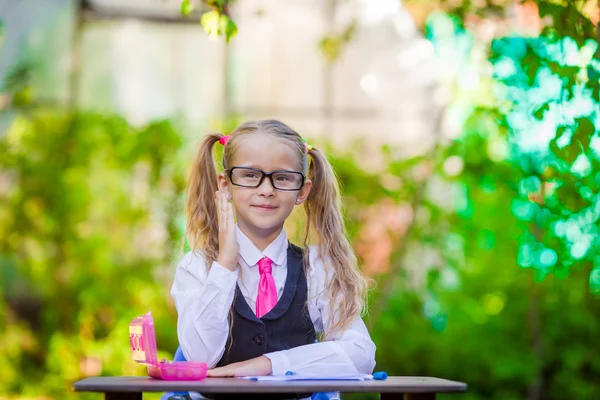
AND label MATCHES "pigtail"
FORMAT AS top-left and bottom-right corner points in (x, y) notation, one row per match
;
(184, 132), (240, 350)
(303, 148), (369, 339)
(184, 132), (223, 267)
